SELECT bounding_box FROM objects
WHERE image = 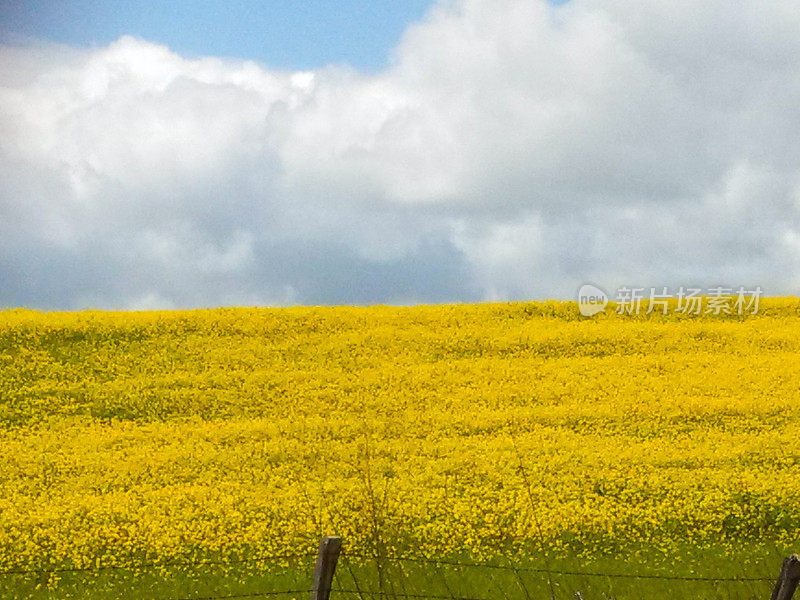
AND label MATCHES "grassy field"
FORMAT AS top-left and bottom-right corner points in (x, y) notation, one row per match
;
(1, 300), (800, 599)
